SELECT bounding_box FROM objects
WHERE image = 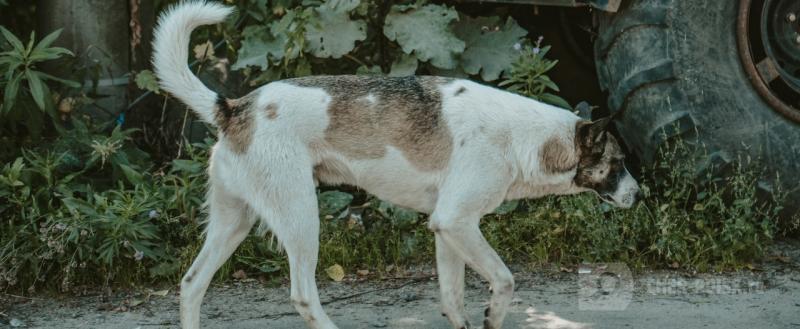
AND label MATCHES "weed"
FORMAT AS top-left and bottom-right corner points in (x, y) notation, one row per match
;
(0, 26), (79, 140)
